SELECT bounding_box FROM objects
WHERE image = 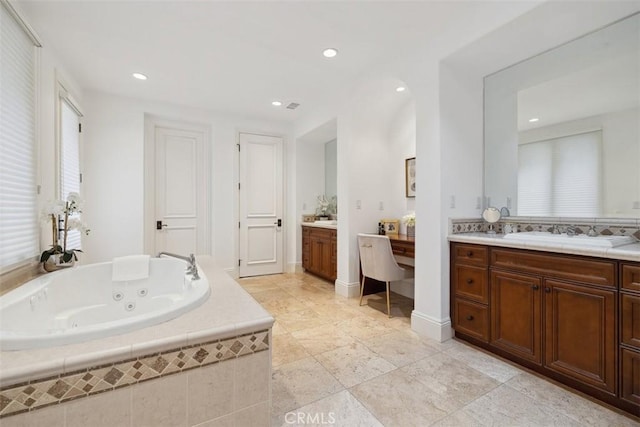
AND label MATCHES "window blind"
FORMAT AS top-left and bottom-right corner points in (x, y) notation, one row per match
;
(517, 131), (602, 217)
(60, 98), (82, 251)
(0, 1), (38, 271)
